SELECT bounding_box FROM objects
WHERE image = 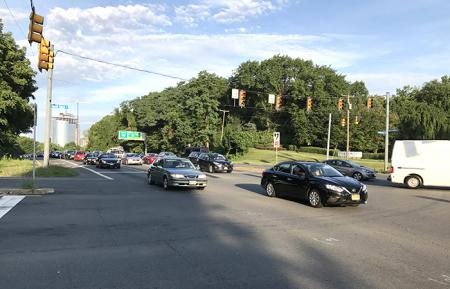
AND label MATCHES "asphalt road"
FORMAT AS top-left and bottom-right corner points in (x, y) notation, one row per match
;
(0, 160), (449, 289)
